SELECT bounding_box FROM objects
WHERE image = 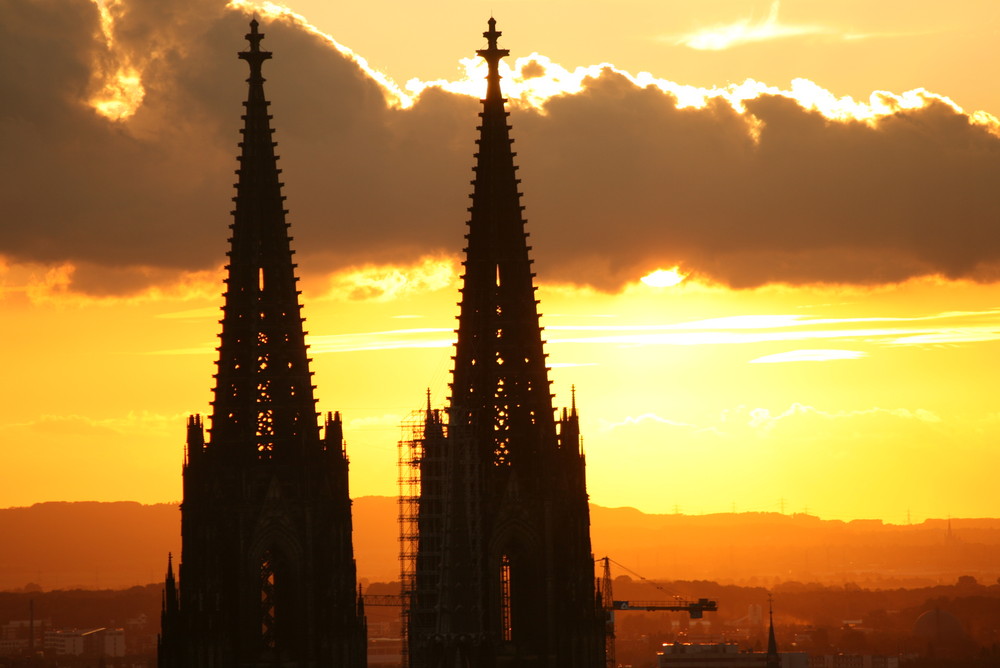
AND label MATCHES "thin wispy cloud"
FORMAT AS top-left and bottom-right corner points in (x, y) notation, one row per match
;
(749, 349), (866, 364)
(673, 1), (828, 51)
(307, 328), (453, 354)
(545, 309), (1000, 349)
(145, 309), (1000, 356)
